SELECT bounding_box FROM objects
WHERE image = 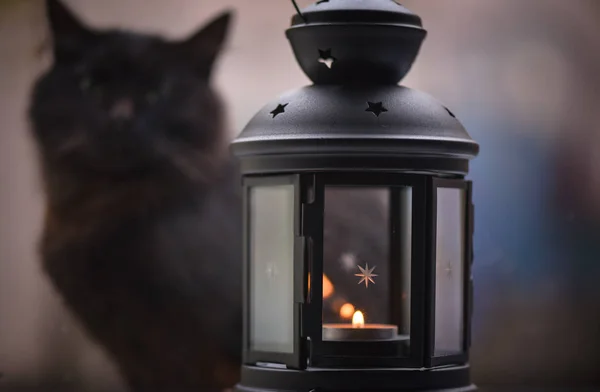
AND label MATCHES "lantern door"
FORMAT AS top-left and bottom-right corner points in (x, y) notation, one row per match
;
(427, 178), (473, 367)
(304, 173), (428, 368)
(243, 175), (306, 369)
